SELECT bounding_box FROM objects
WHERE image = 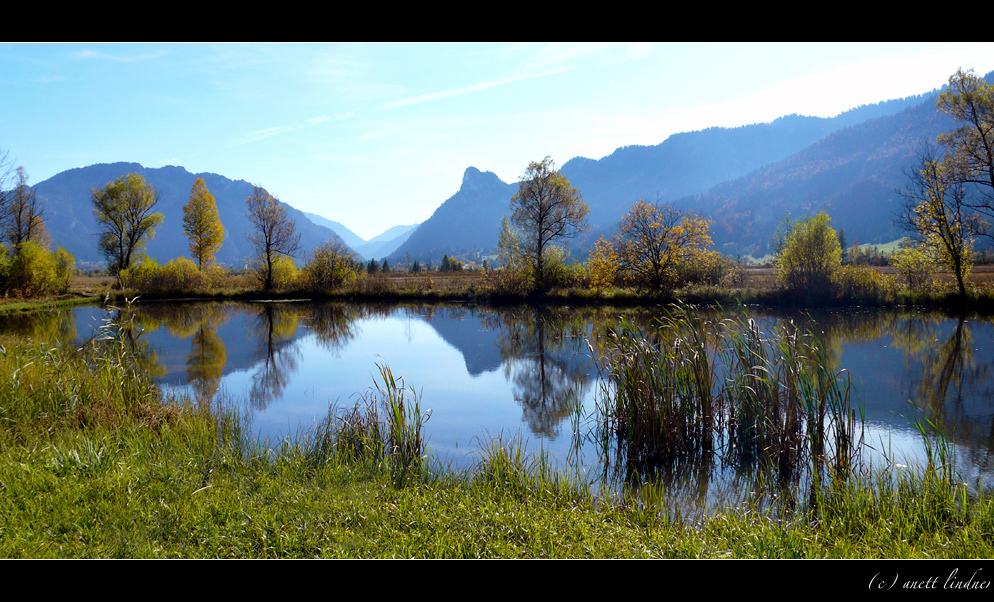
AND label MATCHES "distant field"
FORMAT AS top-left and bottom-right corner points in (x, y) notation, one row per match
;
(46, 264), (994, 302)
